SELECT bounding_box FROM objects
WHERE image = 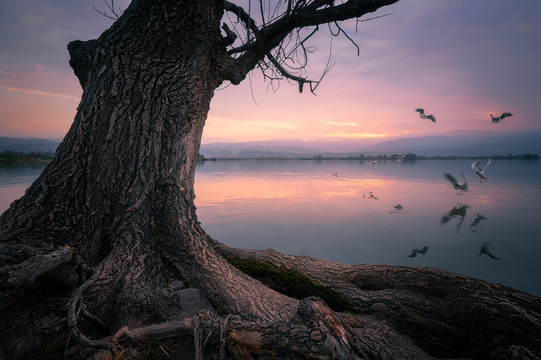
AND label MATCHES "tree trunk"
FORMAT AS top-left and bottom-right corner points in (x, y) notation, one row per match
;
(1, 1), (295, 358)
(1, 1), (540, 359)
